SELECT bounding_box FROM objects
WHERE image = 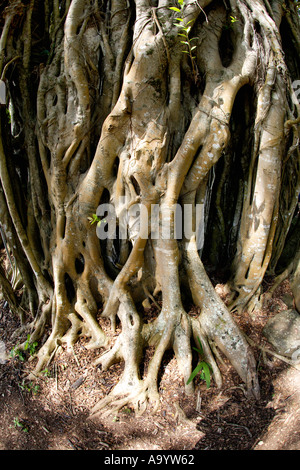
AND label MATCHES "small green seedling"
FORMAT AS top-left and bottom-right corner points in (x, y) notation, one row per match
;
(41, 368), (51, 377)
(19, 379), (40, 395)
(88, 213), (101, 225)
(13, 417), (29, 432)
(10, 335), (38, 361)
(122, 407), (132, 414)
(24, 334), (38, 356)
(169, 0), (198, 82)
(230, 15), (238, 23)
(88, 213), (107, 231)
(186, 337), (212, 388)
(10, 346), (25, 361)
